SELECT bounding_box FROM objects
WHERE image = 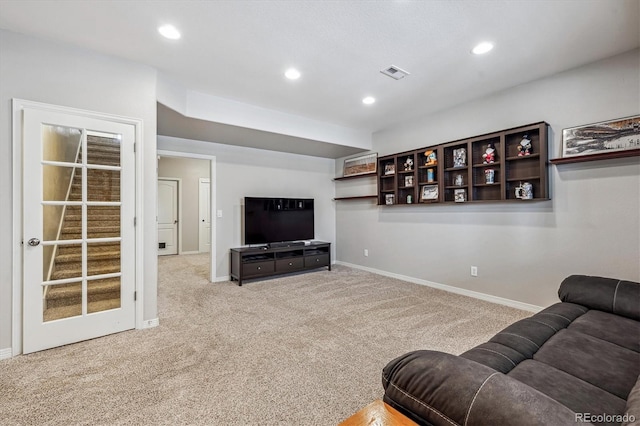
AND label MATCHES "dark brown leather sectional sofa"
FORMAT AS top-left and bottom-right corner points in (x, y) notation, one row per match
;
(382, 275), (640, 425)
